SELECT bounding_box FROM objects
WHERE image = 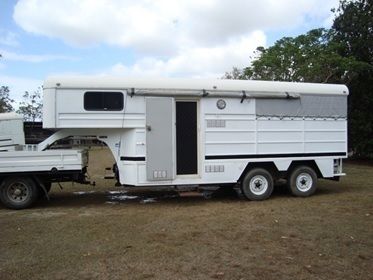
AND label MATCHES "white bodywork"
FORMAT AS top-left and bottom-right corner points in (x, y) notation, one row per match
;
(0, 148), (87, 173)
(0, 112), (25, 151)
(40, 76), (348, 186)
(0, 113), (87, 174)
